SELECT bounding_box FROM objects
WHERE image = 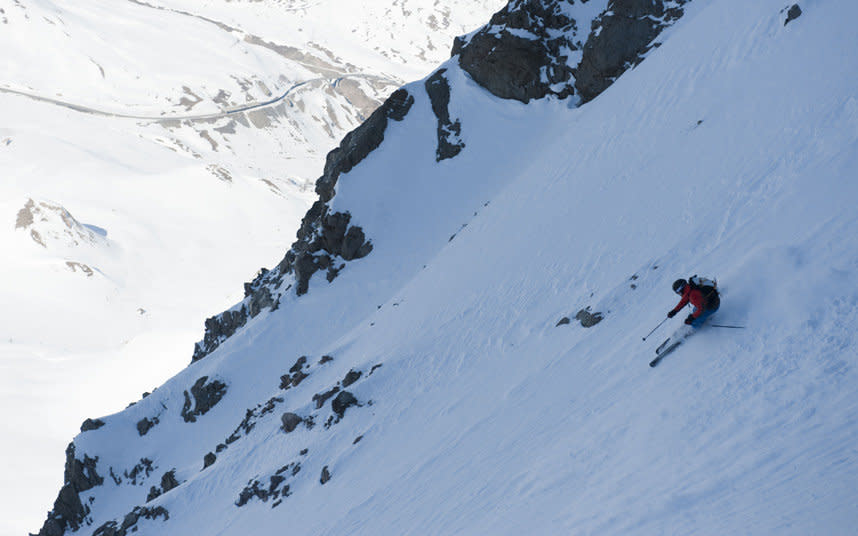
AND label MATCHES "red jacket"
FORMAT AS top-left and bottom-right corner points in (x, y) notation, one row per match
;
(671, 286), (708, 318)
